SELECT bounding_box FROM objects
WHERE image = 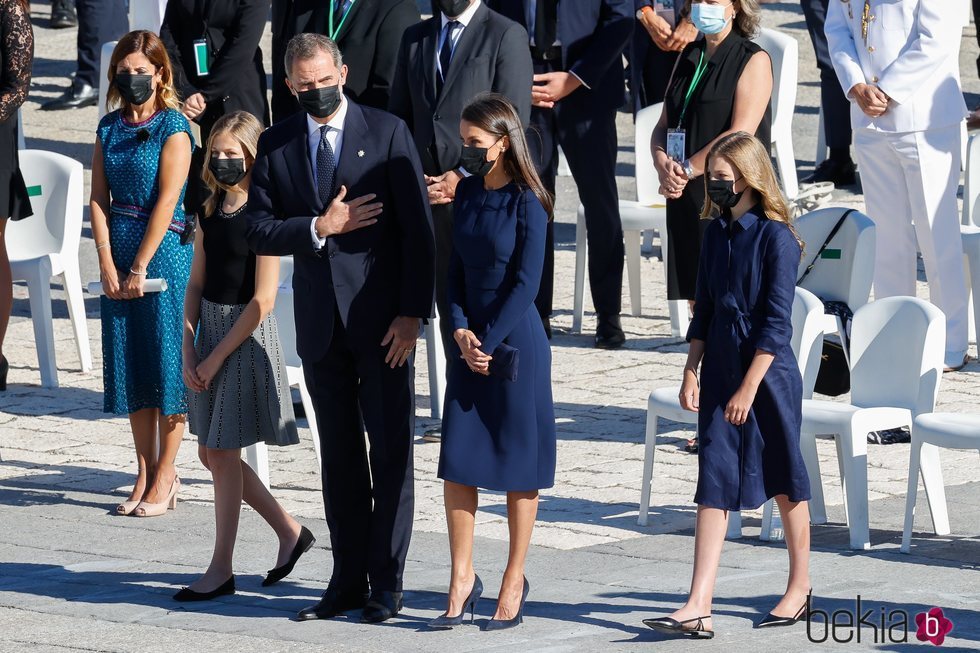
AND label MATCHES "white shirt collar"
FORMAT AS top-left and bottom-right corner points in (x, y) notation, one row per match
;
(306, 94), (349, 137)
(441, 0), (481, 28)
